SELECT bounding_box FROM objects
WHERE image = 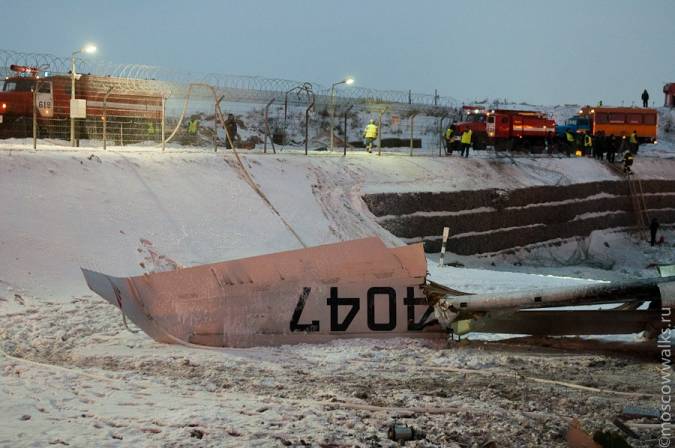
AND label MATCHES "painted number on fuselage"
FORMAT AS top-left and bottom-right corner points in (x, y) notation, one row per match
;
(290, 286), (436, 333)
